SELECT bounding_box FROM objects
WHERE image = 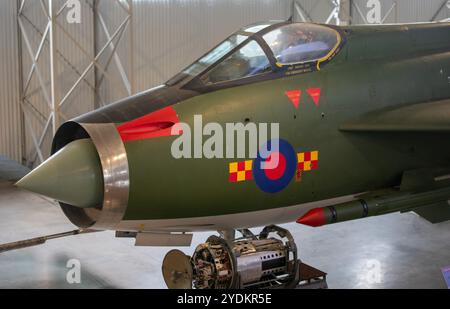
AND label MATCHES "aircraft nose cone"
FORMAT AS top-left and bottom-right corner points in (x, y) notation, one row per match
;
(16, 139), (104, 208)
